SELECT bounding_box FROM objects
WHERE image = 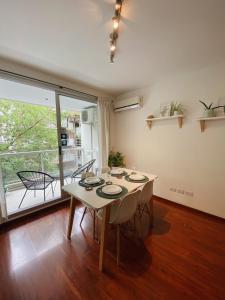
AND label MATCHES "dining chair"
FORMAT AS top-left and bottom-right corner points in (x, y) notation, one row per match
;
(137, 180), (153, 227)
(16, 171), (55, 208)
(97, 189), (141, 265)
